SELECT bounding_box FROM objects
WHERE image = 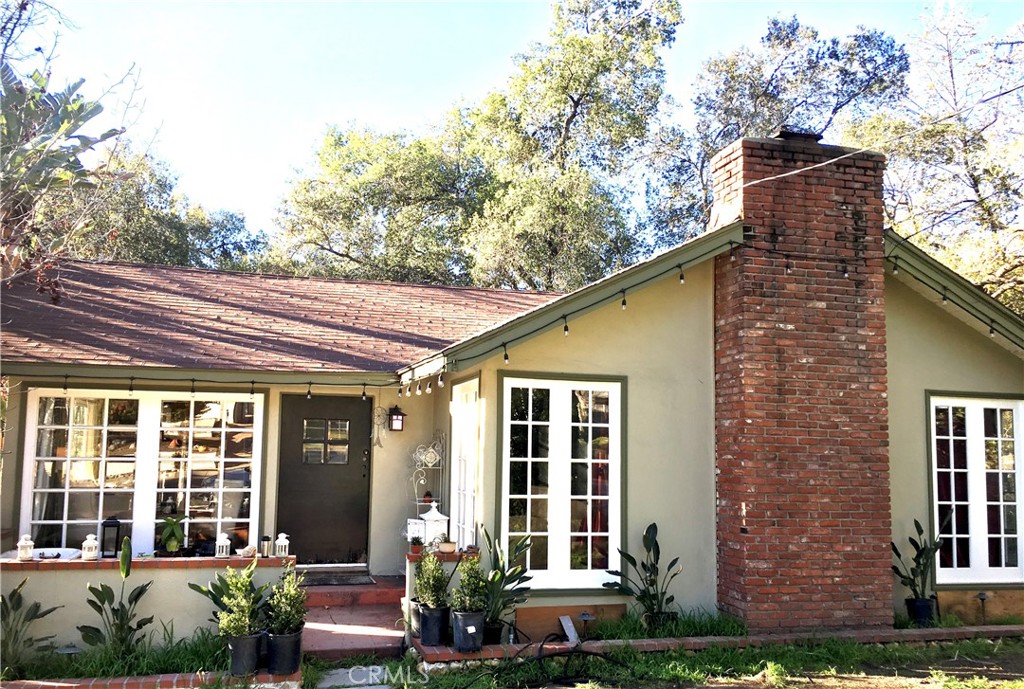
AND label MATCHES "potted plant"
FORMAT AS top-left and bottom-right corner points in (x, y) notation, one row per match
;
(436, 534), (457, 554)
(891, 518), (943, 627)
(409, 536), (424, 555)
(449, 557), (487, 652)
(603, 522), (682, 630)
(266, 563), (306, 675)
(414, 551), (449, 646)
(482, 529), (532, 644)
(218, 559), (267, 676)
(156, 516), (190, 556)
